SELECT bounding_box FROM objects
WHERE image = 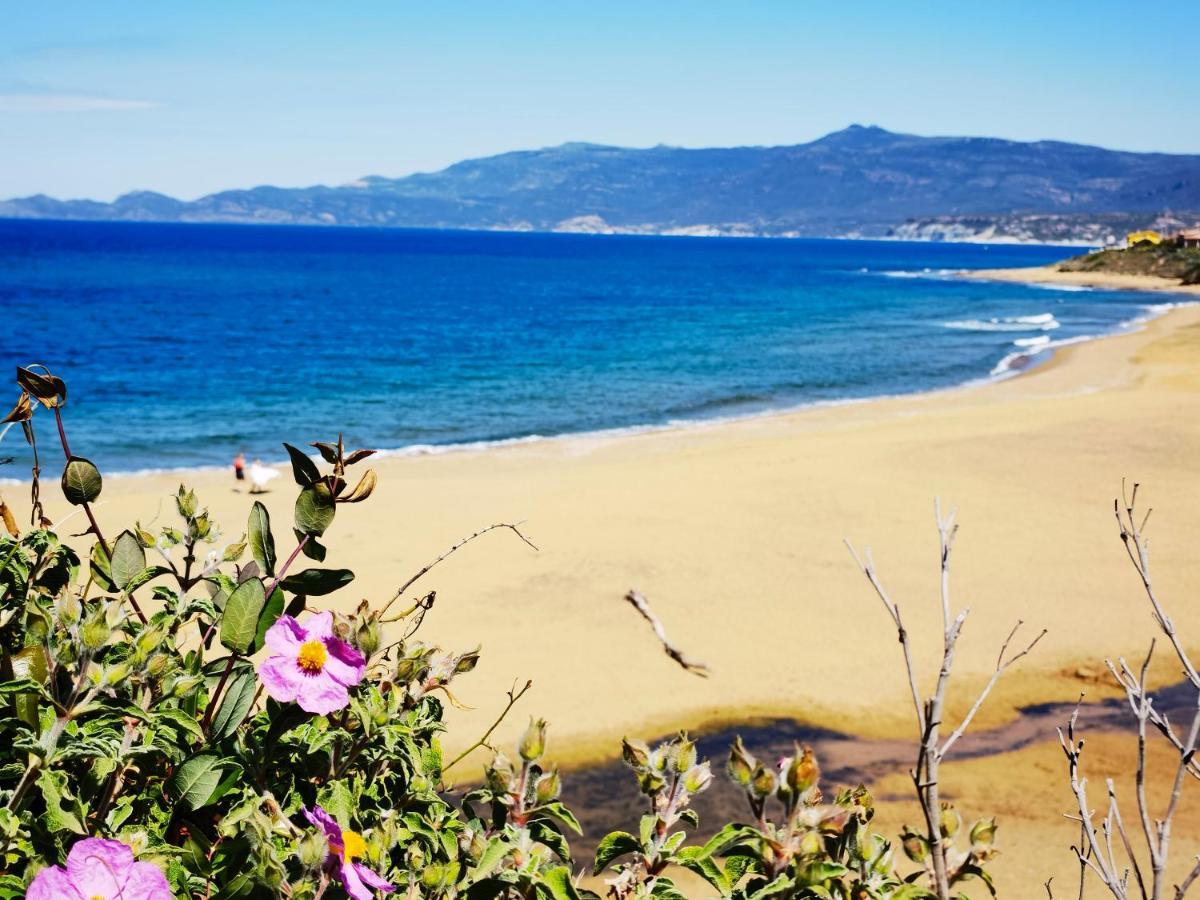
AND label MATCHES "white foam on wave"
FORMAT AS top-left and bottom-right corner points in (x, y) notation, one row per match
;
(1013, 335), (1052, 348)
(1027, 282), (1093, 292)
(944, 312), (1061, 332)
(877, 267), (961, 280)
